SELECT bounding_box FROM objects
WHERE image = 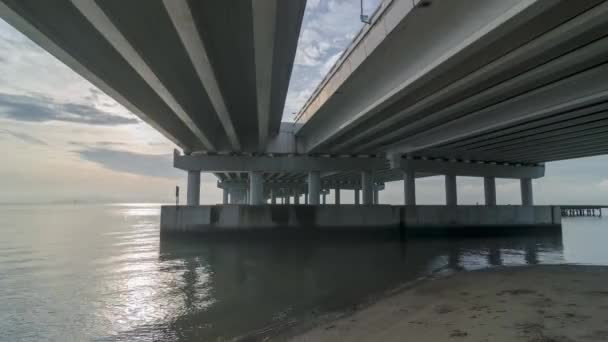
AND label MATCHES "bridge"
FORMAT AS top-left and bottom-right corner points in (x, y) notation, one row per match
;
(2, 0), (606, 231)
